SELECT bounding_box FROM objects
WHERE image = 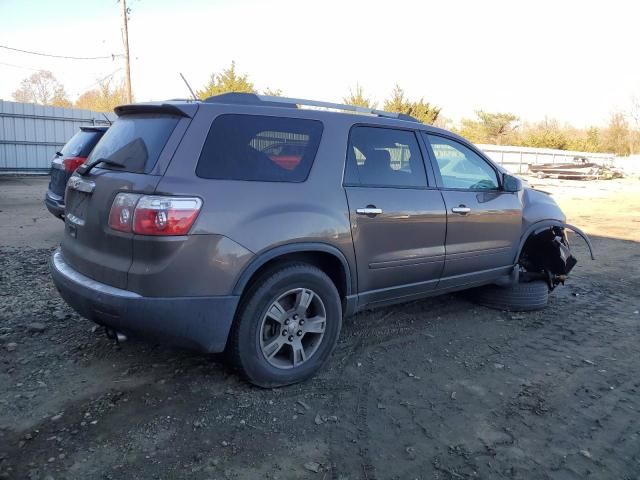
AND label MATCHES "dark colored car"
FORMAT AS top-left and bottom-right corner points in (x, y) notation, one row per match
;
(50, 93), (593, 387)
(45, 126), (108, 219)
